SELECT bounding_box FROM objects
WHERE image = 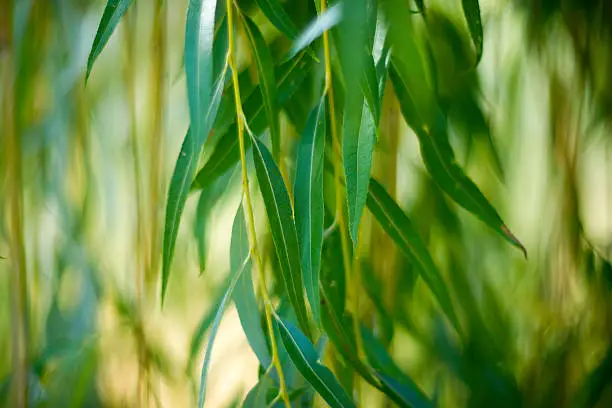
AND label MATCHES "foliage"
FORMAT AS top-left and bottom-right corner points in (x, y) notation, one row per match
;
(1, 0), (612, 407)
